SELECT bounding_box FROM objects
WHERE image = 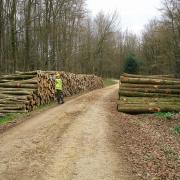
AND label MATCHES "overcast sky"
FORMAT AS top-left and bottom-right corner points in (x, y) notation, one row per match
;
(86, 0), (162, 34)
